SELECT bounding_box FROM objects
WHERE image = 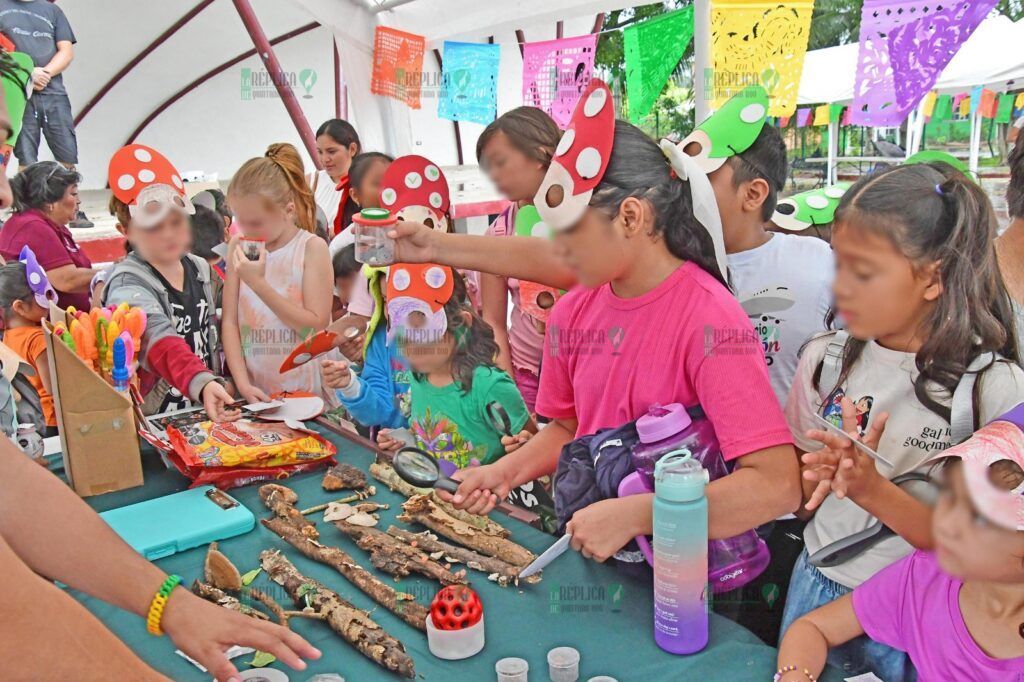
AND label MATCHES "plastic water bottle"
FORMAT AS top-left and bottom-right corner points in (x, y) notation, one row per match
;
(15, 423), (44, 463)
(652, 451), (709, 654)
